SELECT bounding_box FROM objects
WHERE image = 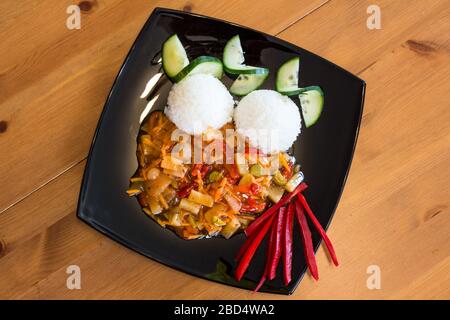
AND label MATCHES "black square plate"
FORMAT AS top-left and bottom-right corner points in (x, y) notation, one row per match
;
(77, 8), (365, 295)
